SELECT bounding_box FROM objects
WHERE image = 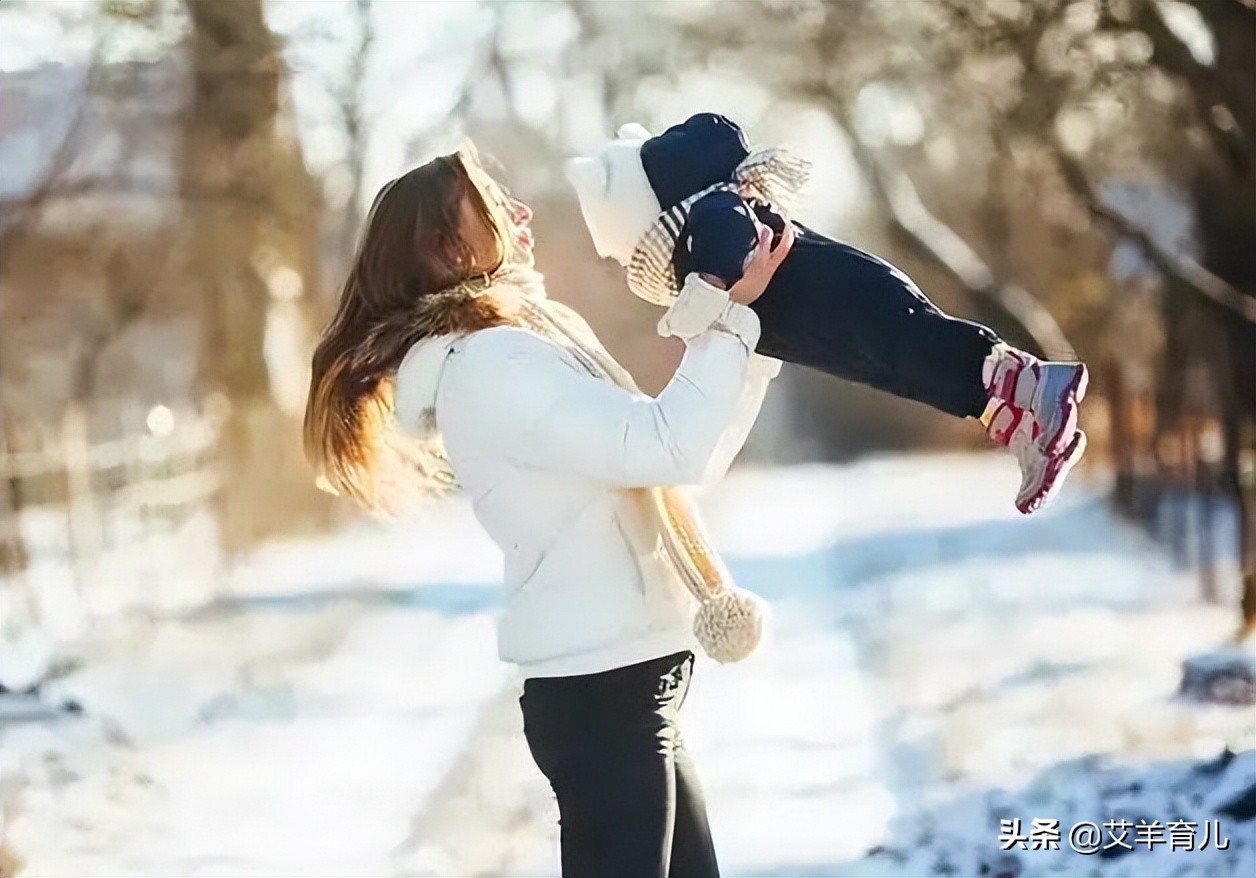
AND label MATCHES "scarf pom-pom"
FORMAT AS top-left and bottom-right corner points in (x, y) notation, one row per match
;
(692, 587), (766, 663)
